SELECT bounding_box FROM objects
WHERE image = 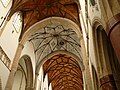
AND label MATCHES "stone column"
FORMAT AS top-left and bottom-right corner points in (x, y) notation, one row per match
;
(34, 72), (39, 90)
(5, 43), (24, 90)
(105, 13), (120, 89)
(80, 38), (93, 90)
(100, 74), (117, 90)
(107, 13), (120, 63)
